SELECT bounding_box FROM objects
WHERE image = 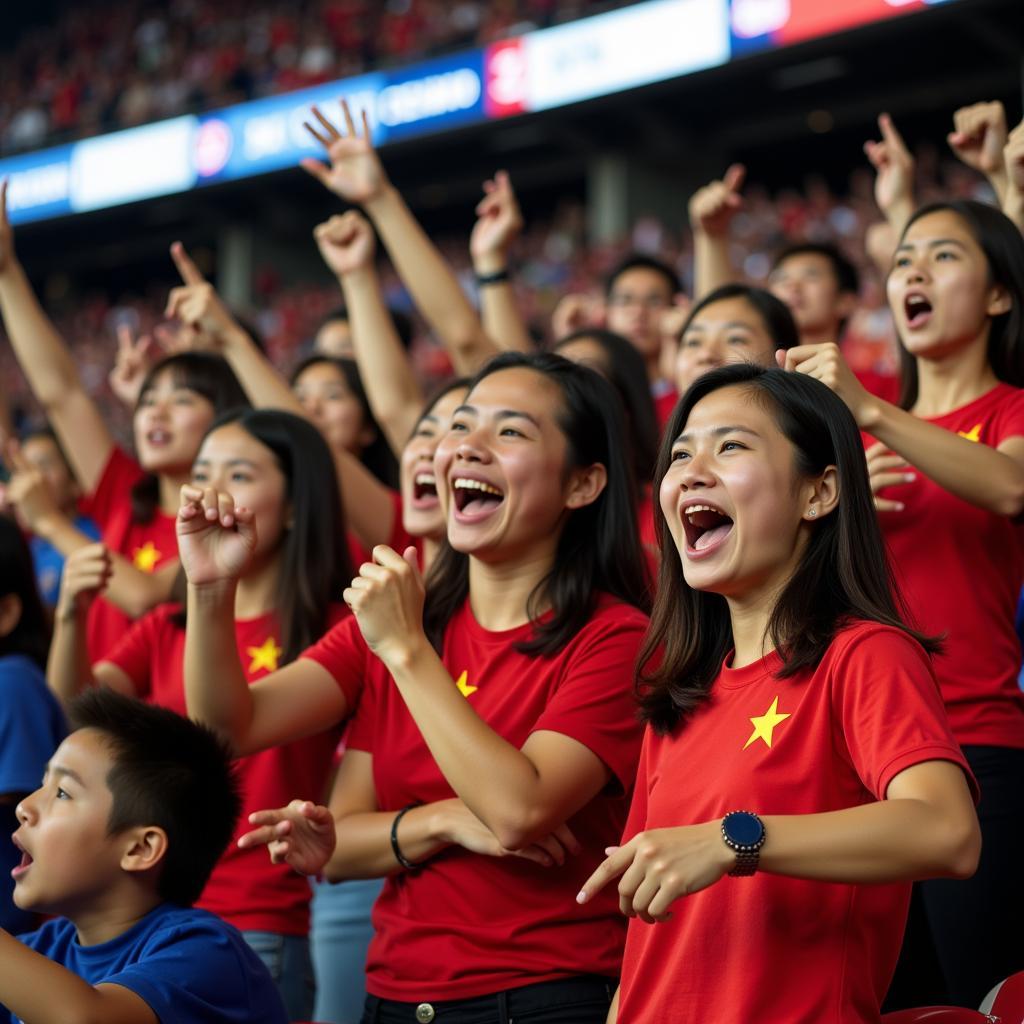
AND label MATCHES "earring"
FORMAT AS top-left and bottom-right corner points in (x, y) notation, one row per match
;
(808, 508), (818, 518)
